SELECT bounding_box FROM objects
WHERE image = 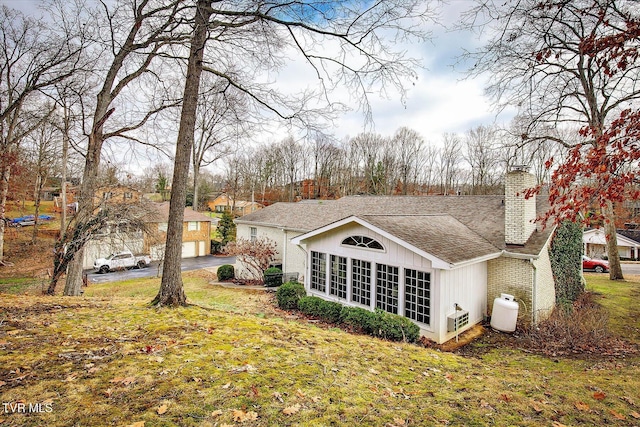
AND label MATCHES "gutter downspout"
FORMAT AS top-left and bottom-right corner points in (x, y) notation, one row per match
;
(281, 228), (287, 272)
(530, 258), (537, 324)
